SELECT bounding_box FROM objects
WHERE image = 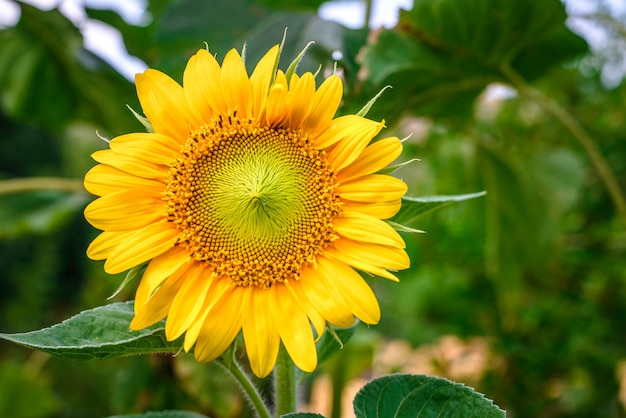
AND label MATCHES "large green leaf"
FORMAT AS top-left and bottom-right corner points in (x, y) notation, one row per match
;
(353, 374), (505, 418)
(360, 0), (588, 121)
(0, 302), (181, 360)
(391, 192), (486, 228)
(0, 3), (138, 135)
